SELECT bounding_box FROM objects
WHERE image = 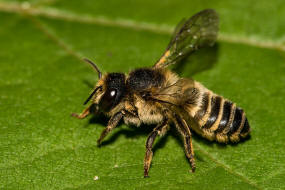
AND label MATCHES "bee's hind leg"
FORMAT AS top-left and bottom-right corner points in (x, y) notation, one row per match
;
(144, 119), (169, 178)
(173, 114), (196, 173)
